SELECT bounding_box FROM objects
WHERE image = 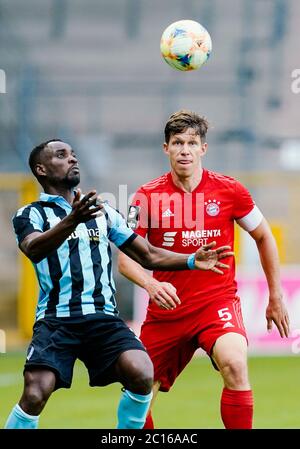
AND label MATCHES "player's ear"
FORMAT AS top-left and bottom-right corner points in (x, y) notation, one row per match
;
(163, 142), (169, 155)
(35, 163), (47, 177)
(200, 142), (208, 156)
